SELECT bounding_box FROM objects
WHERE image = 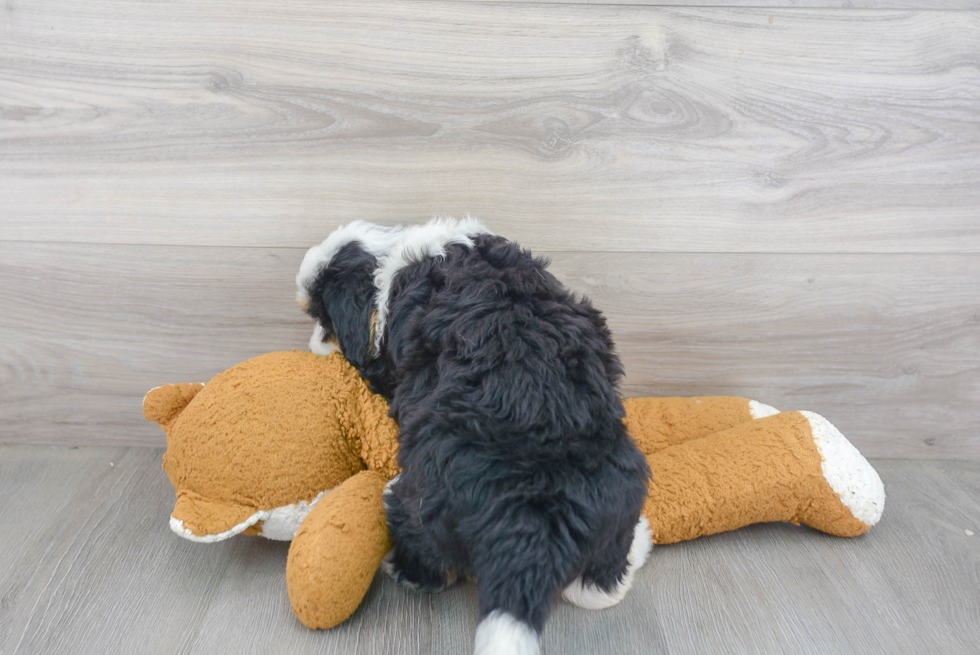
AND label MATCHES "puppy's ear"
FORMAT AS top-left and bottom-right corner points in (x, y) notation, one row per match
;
(327, 281), (376, 368)
(309, 241), (378, 369)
